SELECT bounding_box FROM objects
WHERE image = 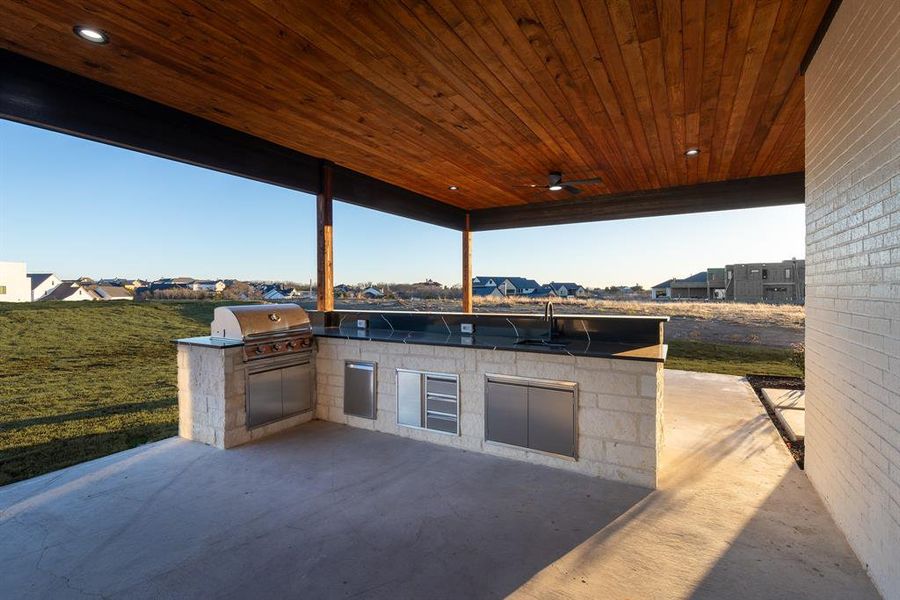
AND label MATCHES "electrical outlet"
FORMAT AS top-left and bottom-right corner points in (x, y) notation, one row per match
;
(460, 323), (474, 334)
(357, 319), (368, 329)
